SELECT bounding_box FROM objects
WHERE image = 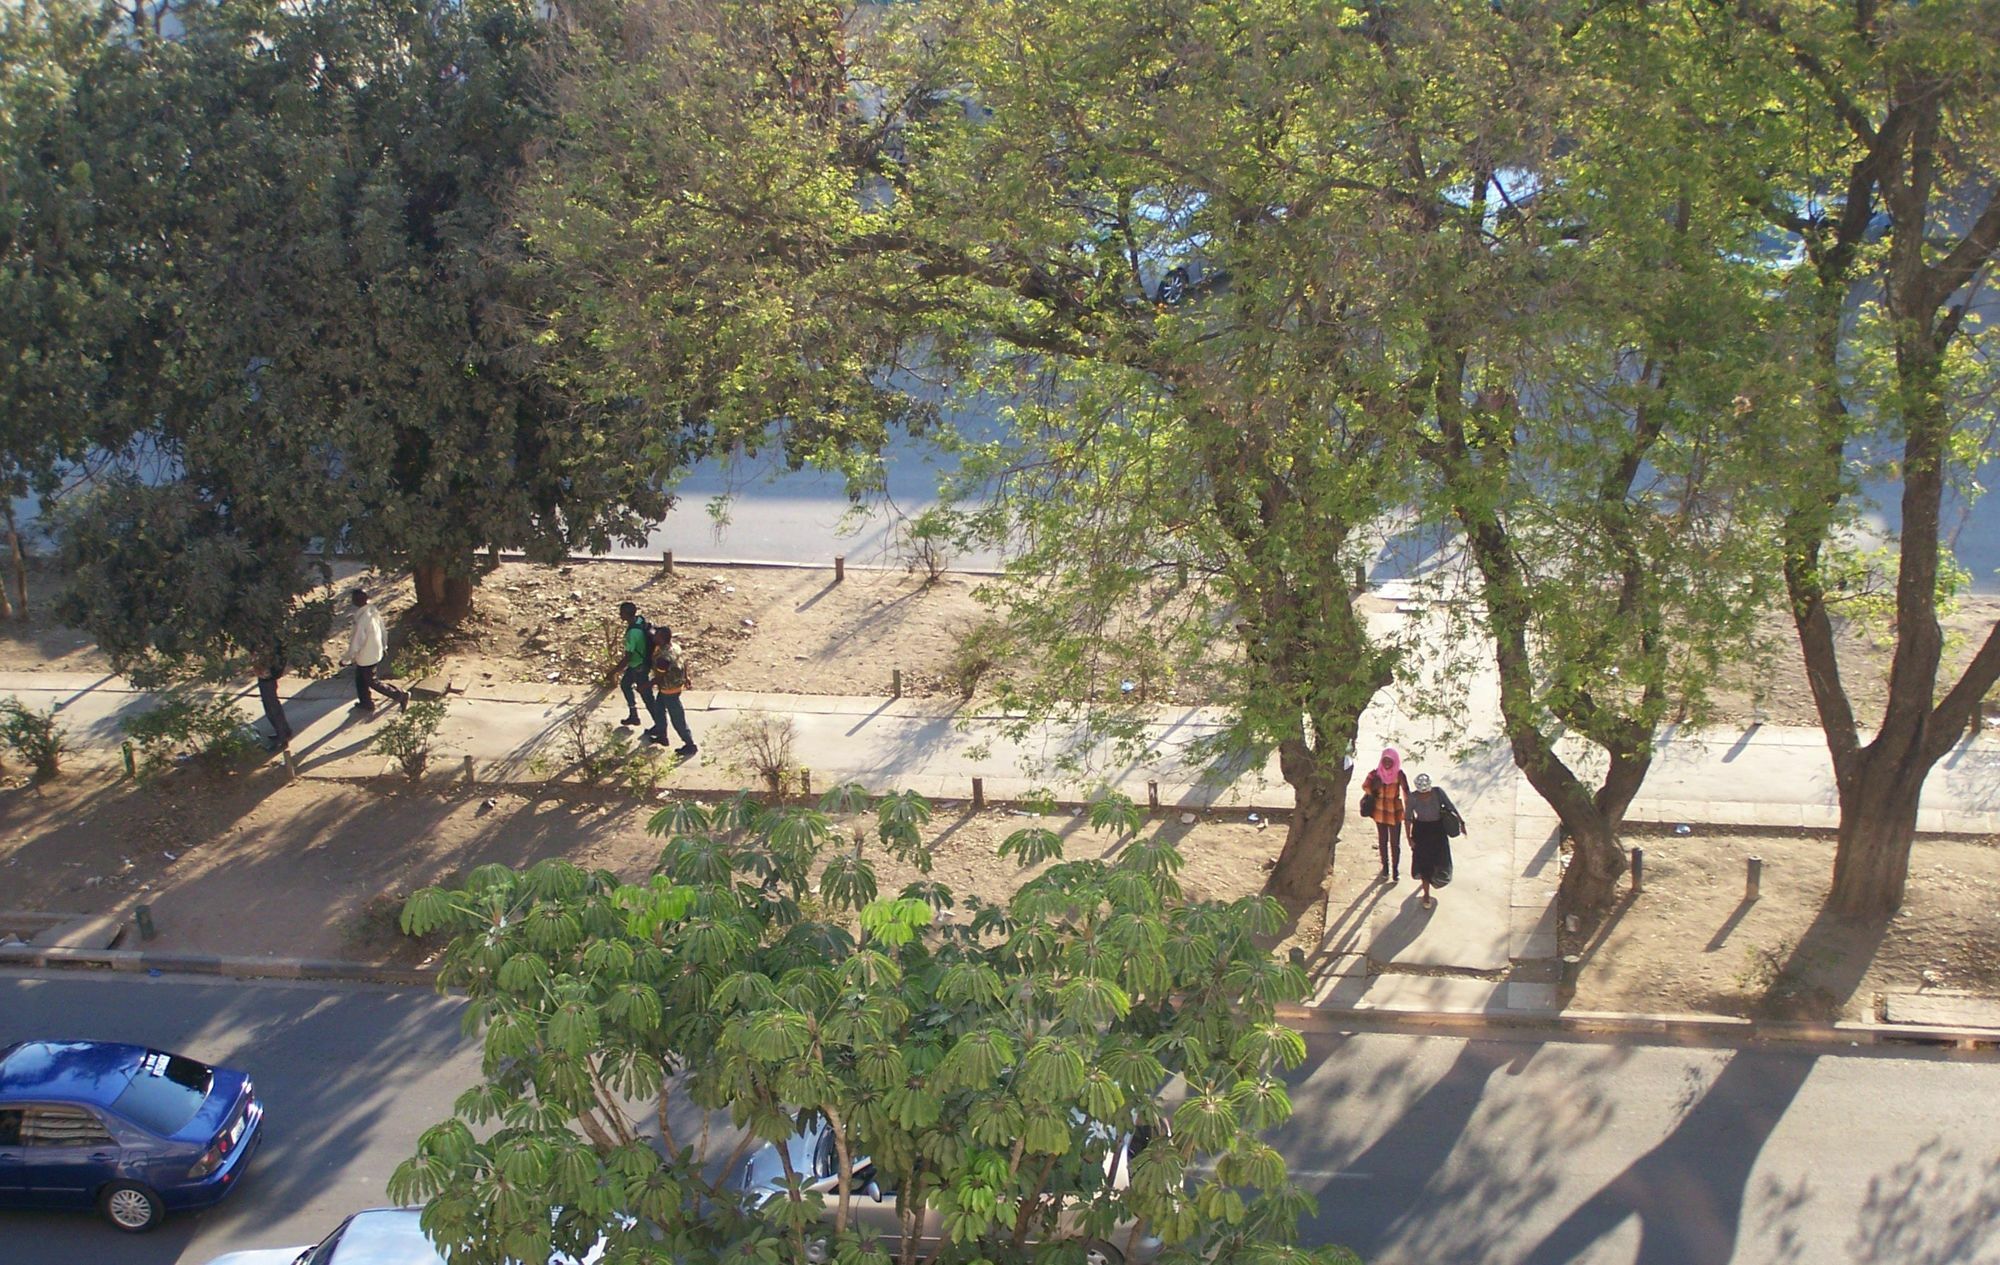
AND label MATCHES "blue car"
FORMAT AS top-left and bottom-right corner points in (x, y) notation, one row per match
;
(0, 1039), (263, 1232)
